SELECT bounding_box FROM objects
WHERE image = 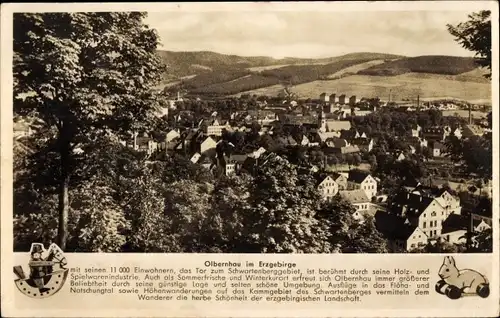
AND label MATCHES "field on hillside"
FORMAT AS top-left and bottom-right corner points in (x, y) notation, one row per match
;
(358, 56), (479, 76)
(326, 60), (386, 79)
(238, 73), (491, 102)
(248, 63), (328, 72)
